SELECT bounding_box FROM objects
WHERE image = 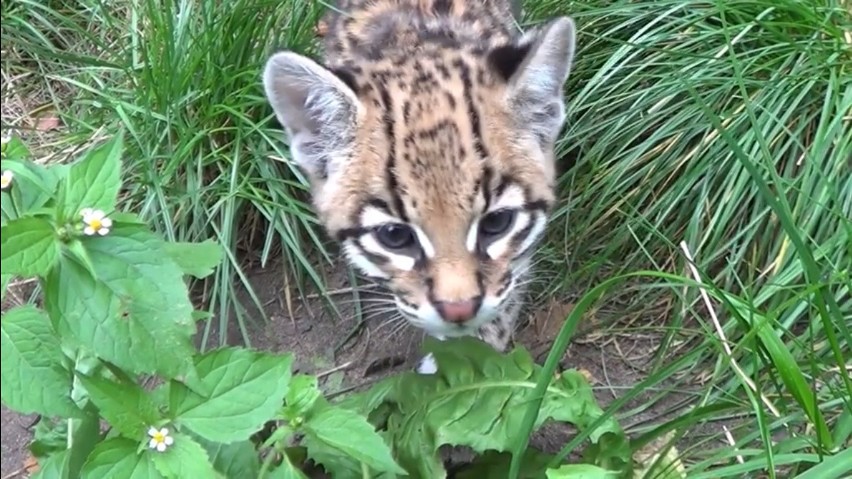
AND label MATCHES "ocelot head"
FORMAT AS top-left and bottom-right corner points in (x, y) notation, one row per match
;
(262, 15), (576, 338)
